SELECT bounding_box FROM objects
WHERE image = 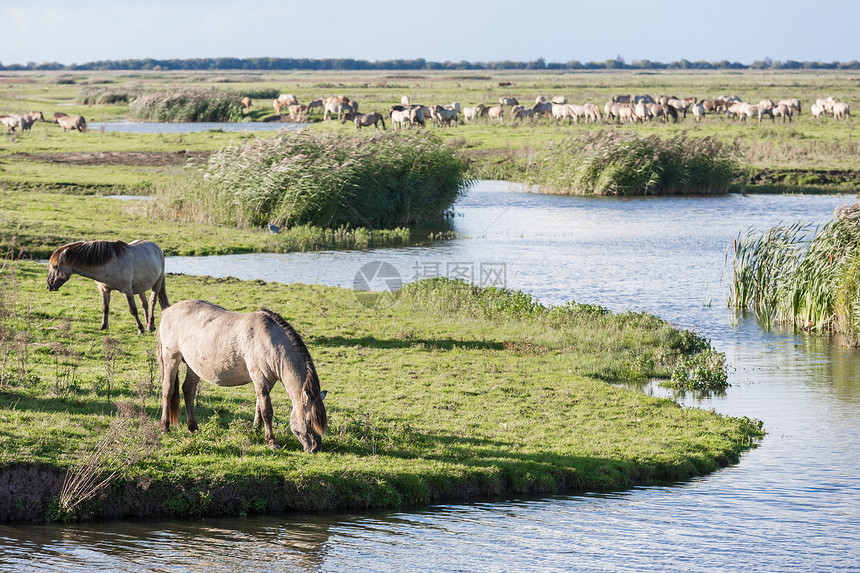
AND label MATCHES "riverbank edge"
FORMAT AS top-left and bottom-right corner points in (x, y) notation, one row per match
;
(1, 438), (753, 523)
